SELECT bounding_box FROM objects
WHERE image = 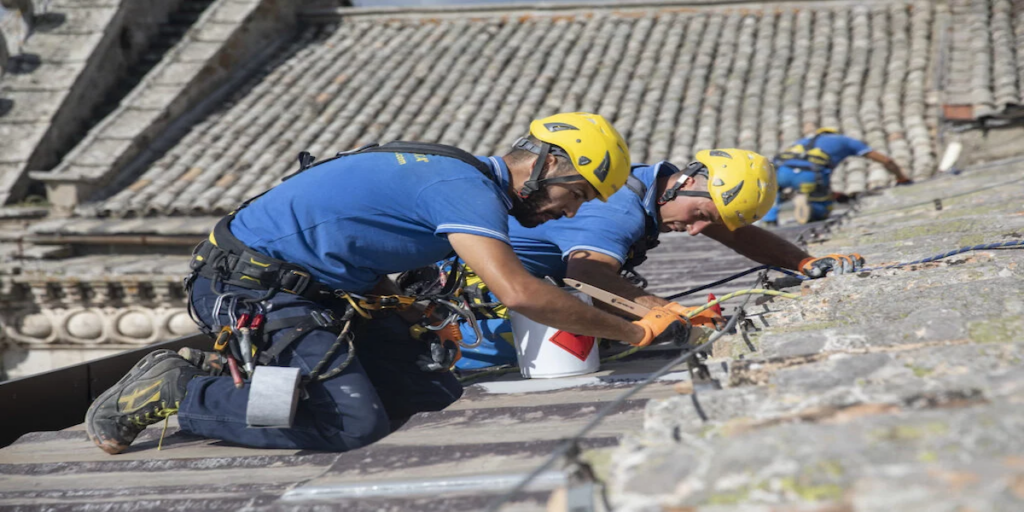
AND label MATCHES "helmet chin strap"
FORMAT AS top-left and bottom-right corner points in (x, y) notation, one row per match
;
(513, 138), (585, 199)
(658, 161), (711, 205)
